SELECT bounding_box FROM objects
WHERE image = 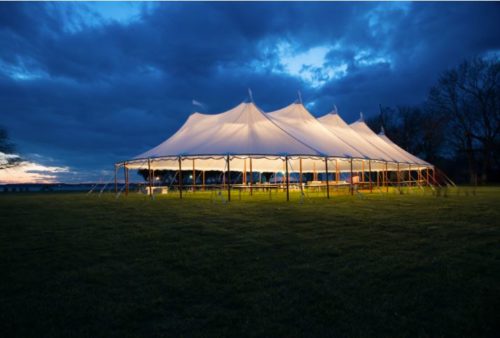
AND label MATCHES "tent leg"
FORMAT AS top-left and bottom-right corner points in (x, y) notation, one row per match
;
(385, 162), (389, 193)
(325, 156), (330, 199)
(202, 170), (205, 191)
(178, 156), (183, 199)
